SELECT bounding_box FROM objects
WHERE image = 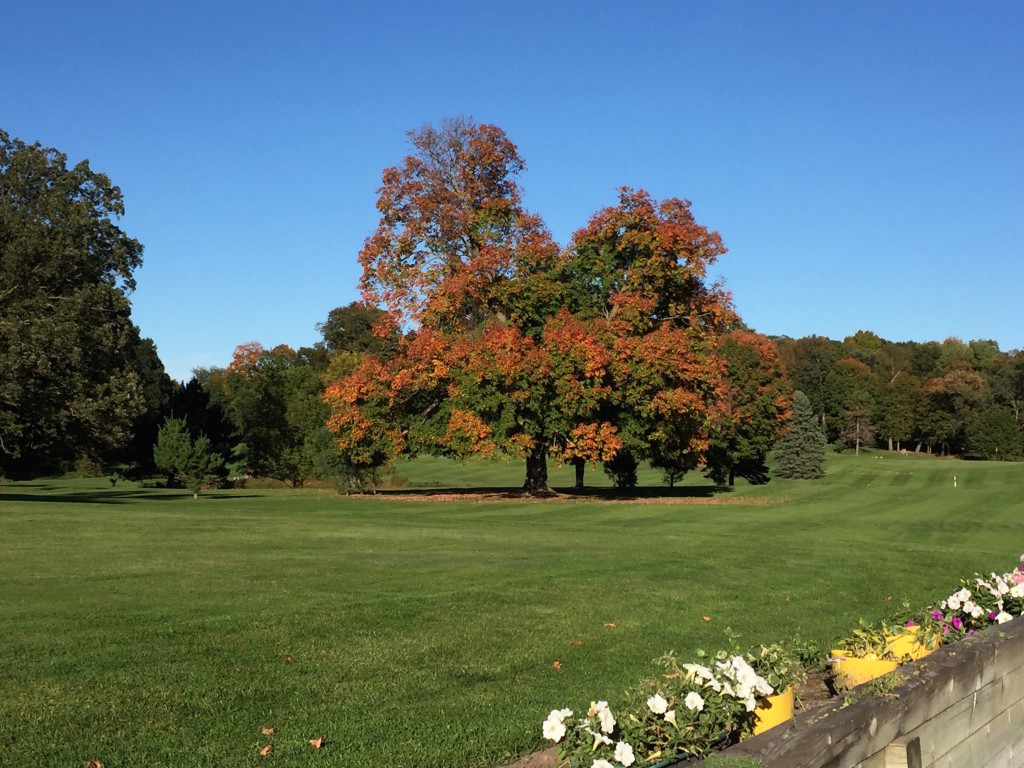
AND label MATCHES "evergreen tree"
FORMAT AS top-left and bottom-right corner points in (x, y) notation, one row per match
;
(153, 418), (224, 498)
(774, 391), (826, 479)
